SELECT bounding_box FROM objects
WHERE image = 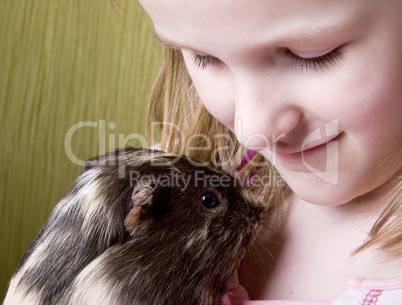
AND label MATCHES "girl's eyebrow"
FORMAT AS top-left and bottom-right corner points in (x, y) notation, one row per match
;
(152, 15), (362, 51)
